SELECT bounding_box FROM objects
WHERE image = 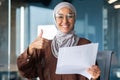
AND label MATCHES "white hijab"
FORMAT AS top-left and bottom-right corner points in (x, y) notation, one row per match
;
(51, 2), (79, 58)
